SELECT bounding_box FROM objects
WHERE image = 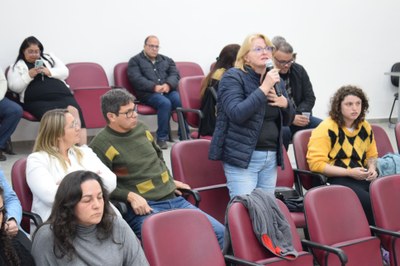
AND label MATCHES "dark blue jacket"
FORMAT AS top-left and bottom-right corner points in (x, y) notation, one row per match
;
(209, 66), (295, 168)
(127, 51), (180, 101)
